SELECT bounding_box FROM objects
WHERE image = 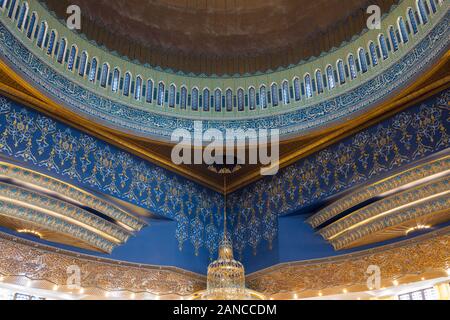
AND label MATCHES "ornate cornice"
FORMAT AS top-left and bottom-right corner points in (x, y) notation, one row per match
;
(1, 227), (448, 299)
(0, 182), (131, 241)
(0, 161), (146, 231)
(0, 199), (117, 252)
(0, 231), (206, 297)
(320, 176), (449, 240)
(308, 156), (450, 228)
(247, 227), (450, 297)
